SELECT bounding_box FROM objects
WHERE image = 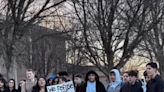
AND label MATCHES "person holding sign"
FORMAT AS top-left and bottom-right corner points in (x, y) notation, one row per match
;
(57, 71), (71, 81)
(47, 81), (75, 92)
(79, 70), (106, 92)
(57, 77), (67, 84)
